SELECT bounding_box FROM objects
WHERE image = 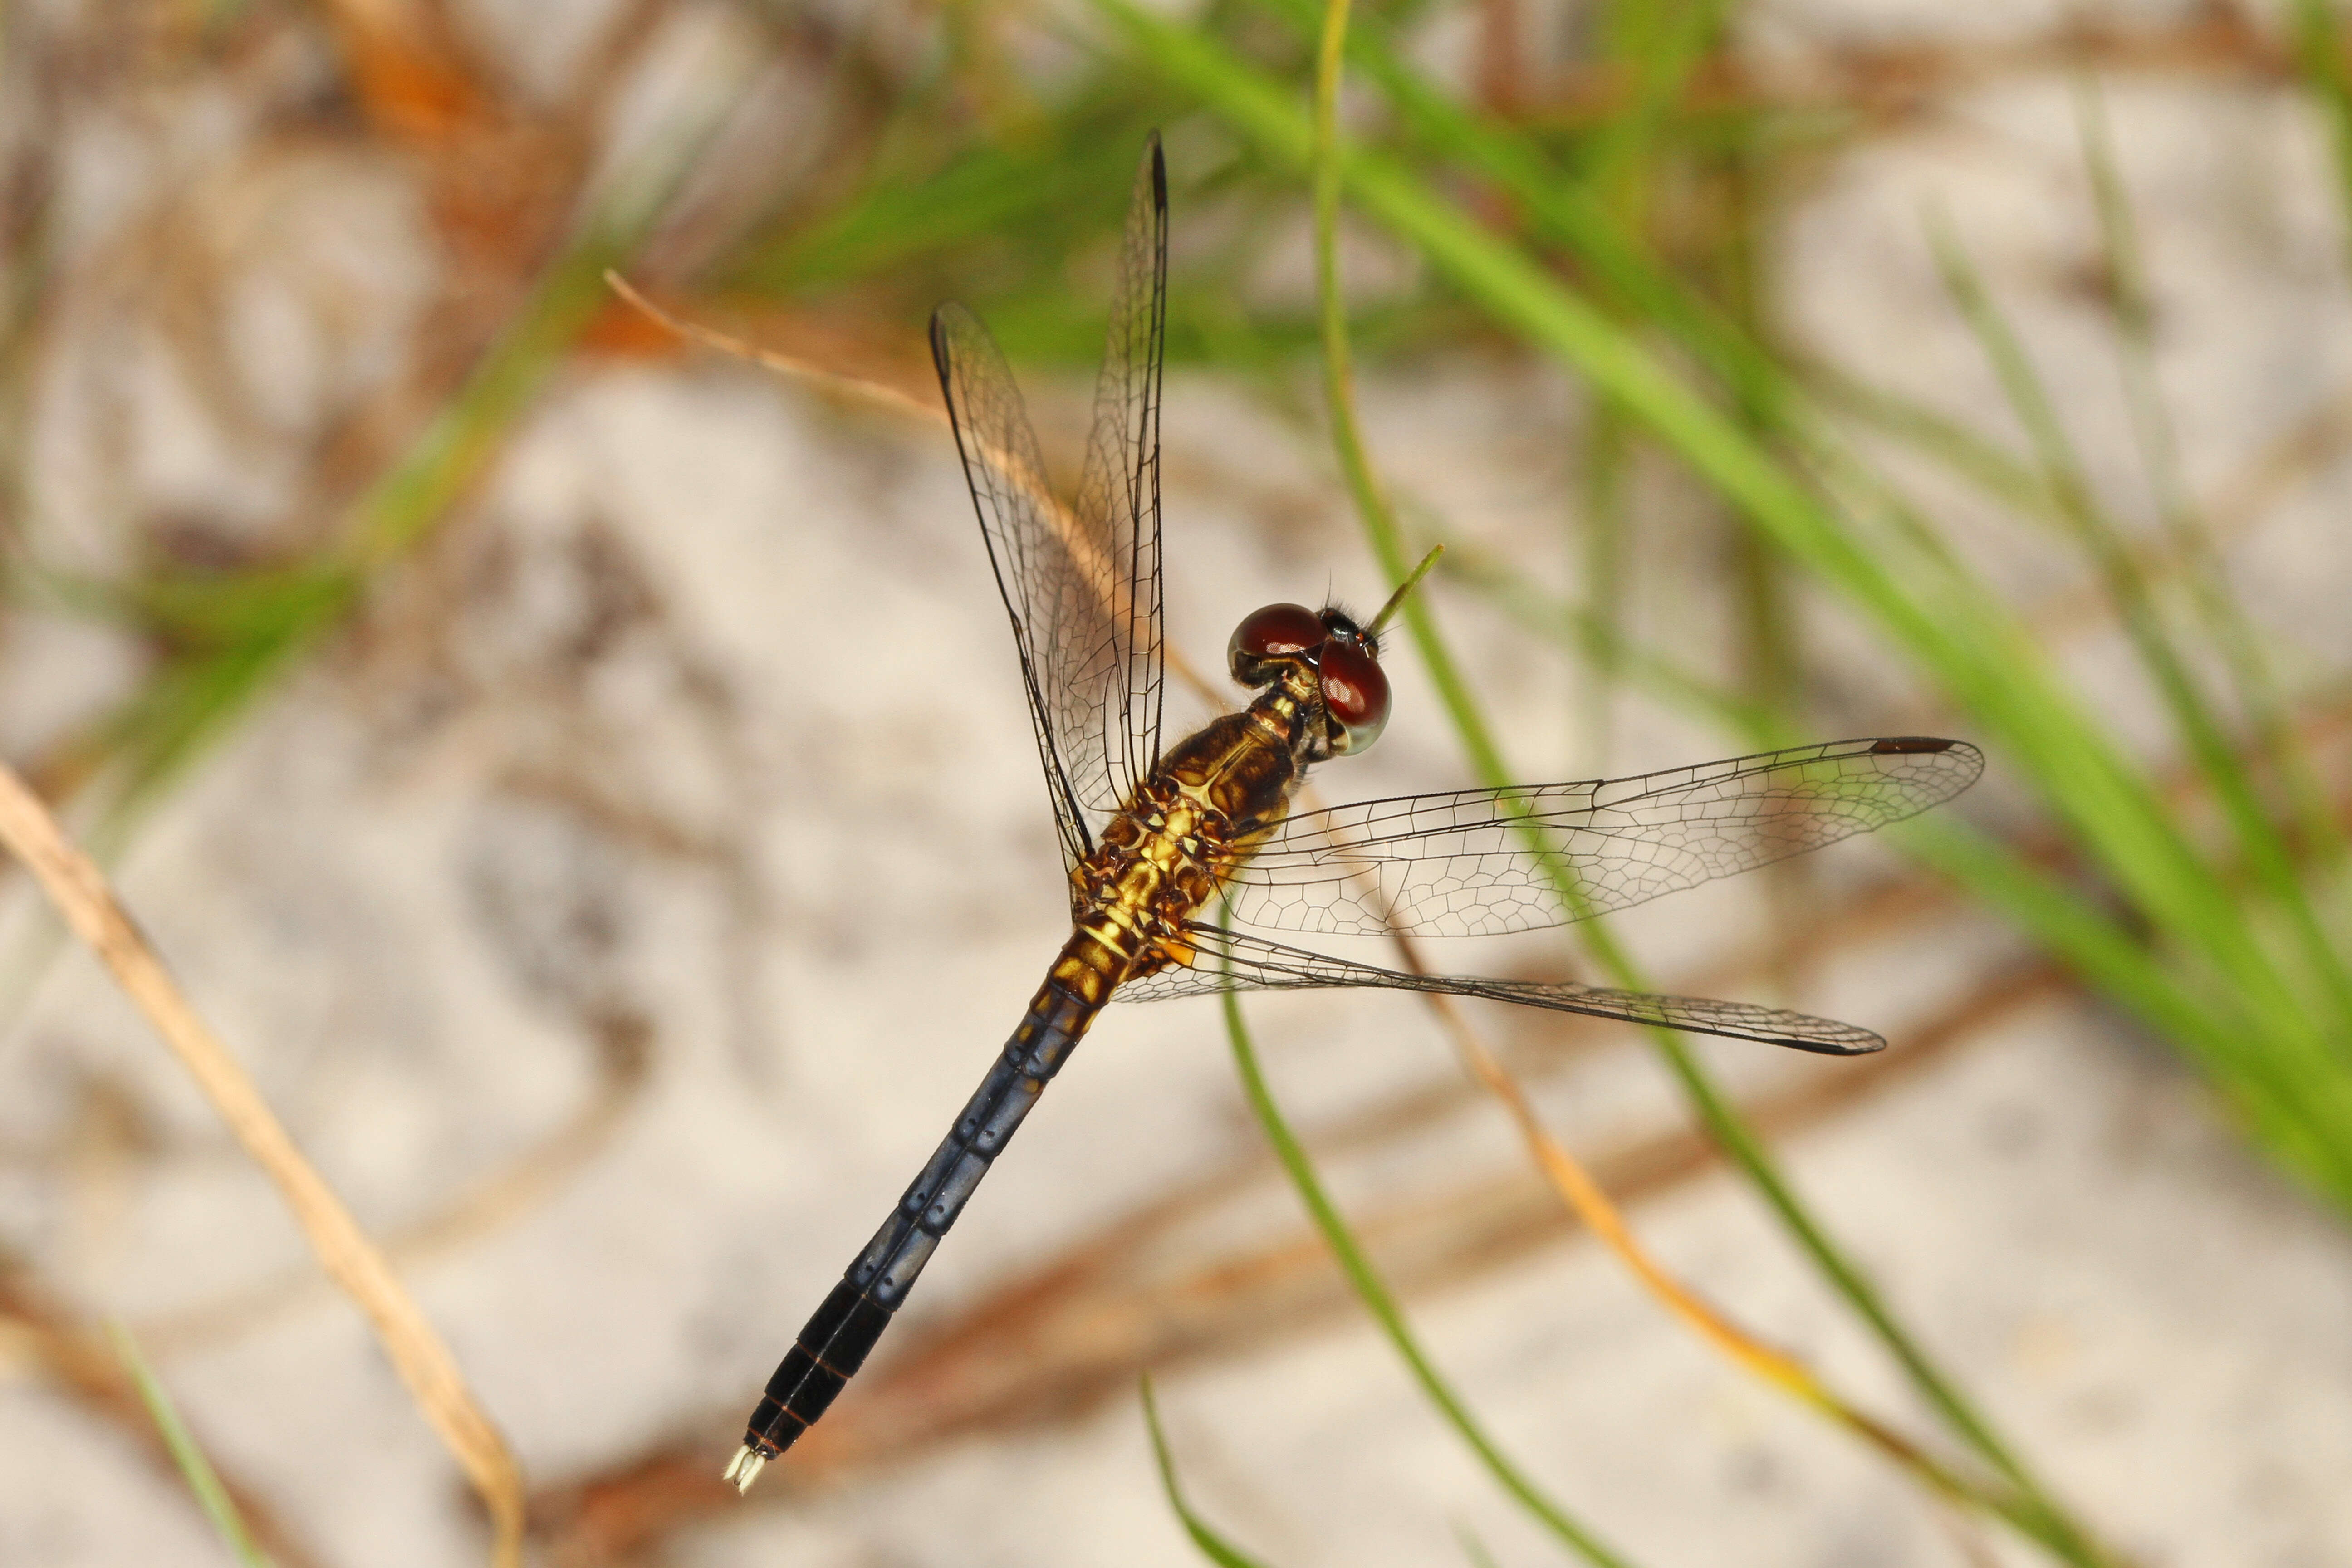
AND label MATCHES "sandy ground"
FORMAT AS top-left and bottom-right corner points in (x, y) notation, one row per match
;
(3, 3), (2352, 1566)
